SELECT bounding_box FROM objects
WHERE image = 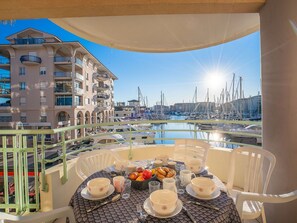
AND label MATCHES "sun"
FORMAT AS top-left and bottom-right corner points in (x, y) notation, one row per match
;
(204, 71), (224, 90)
